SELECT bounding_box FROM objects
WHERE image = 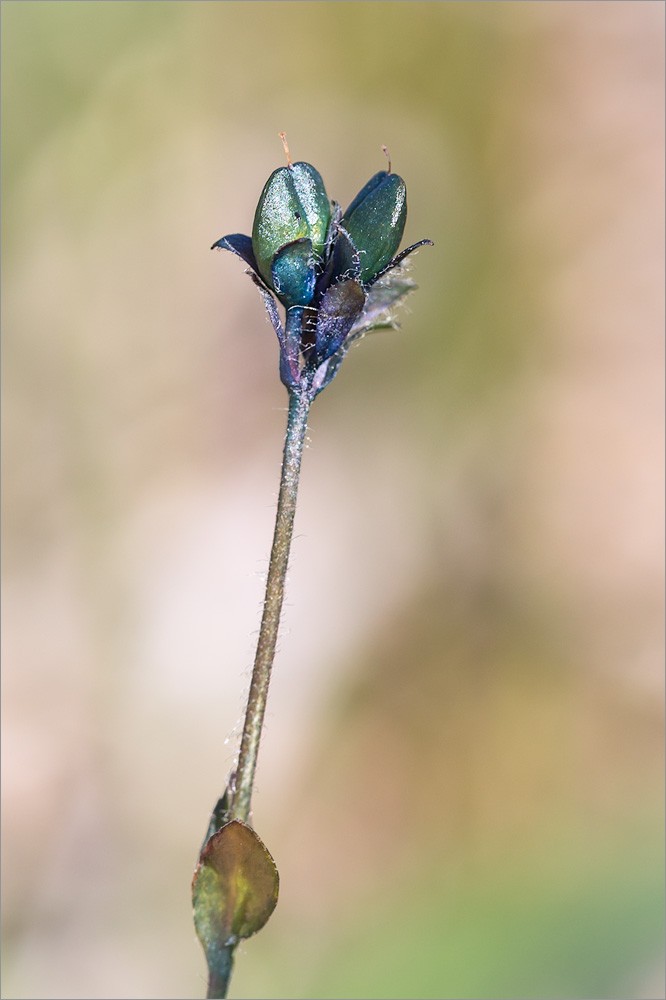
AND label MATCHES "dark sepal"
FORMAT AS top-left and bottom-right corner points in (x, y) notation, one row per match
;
(248, 273), (300, 389)
(282, 307), (305, 389)
(366, 239), (434, 287)
(311, 334), (357, 396)
(325, 201), (343, 254)
(211, 233), (261, 276)
(271, 238), (316, 308)
(314, 279), (365, 364)
(330, 225), (362, 284)
(313, 205), (341, 300)
(200, 787), (233, 854)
